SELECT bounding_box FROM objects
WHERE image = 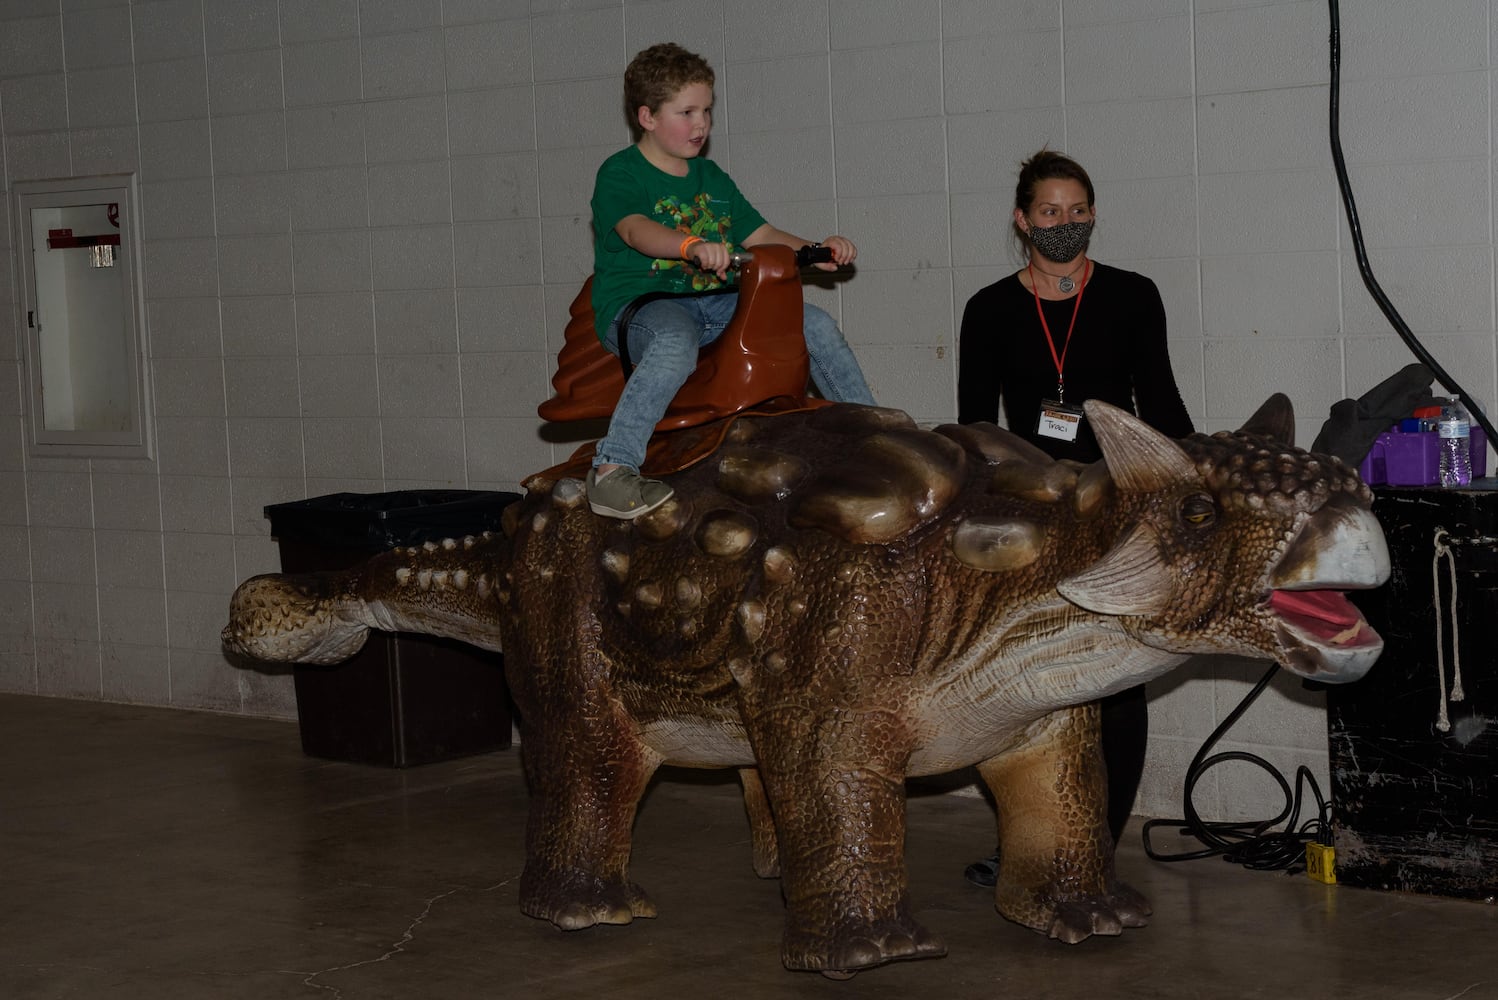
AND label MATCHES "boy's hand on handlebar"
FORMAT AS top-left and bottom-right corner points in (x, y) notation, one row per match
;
(687, 240), (733, 279)
(813, 235), (856, 271)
